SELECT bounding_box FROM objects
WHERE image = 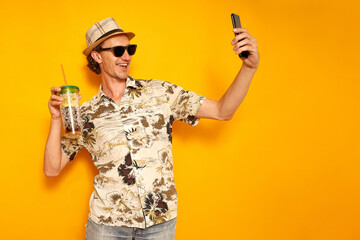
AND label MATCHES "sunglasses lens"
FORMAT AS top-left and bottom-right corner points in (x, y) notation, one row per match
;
(128, 45), (137, 55)
(111, 45), (137, 57)
(113, 46), (126, 57)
